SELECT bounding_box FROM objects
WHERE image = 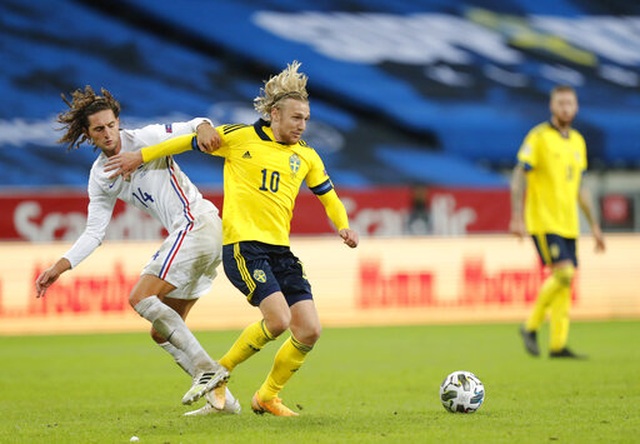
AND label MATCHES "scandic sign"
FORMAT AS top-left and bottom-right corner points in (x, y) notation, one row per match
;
(0, 187), (510, 241)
